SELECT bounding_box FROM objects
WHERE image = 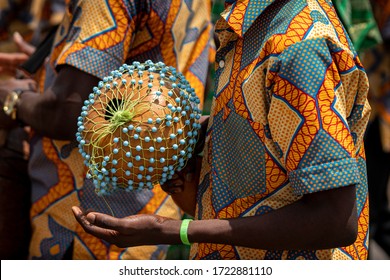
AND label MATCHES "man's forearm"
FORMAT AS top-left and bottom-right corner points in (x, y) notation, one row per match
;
(17, 66), (100, 140)
(184, 185), (357, 250)
(17, 90), (80, 140)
